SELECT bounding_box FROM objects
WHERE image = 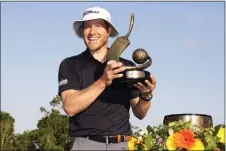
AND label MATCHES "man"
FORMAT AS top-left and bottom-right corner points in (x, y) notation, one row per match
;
(58, 6), (156, 150)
